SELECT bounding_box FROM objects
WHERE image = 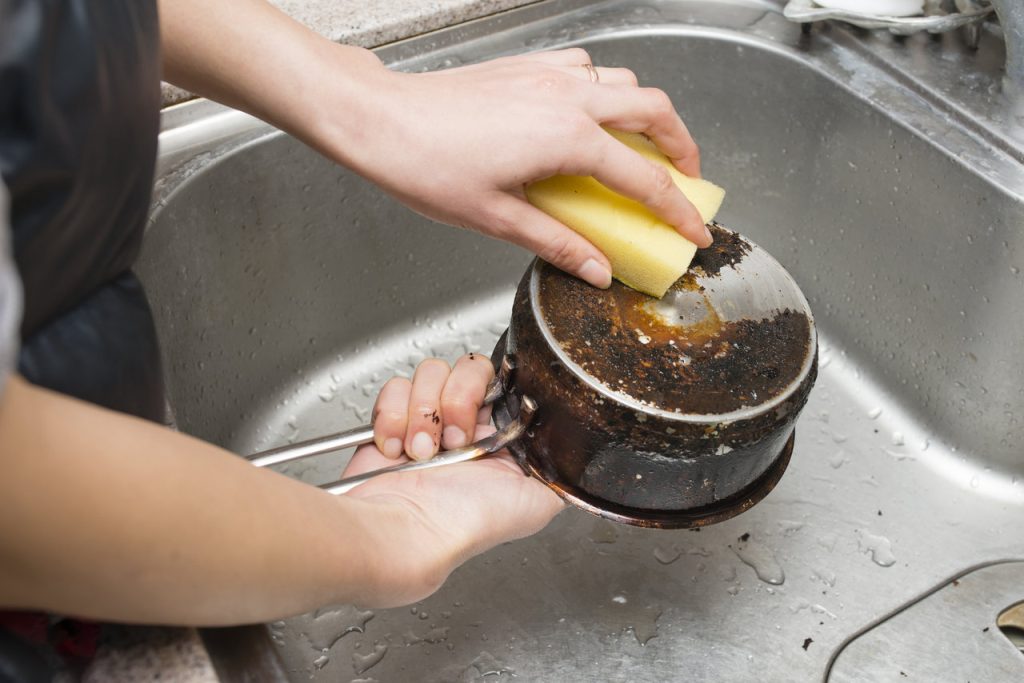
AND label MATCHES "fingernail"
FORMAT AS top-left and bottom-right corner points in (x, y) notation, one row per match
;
(410, 432), (435, 461)
(580, 258), (612, 289)
(442, 425), (466, 449)
(382, 438), (403, 458)
(703, 225), (713, 246)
